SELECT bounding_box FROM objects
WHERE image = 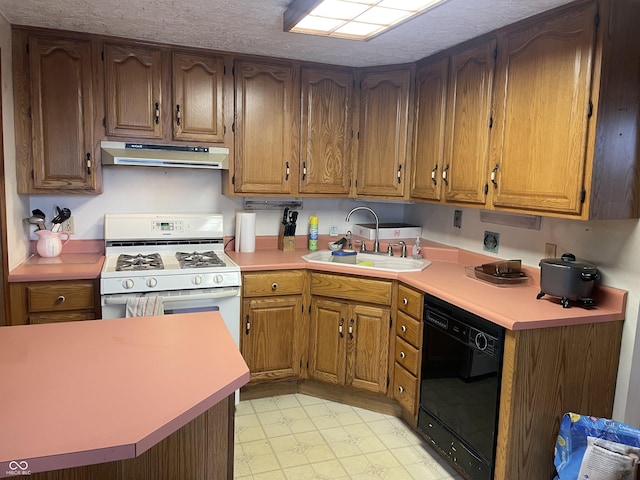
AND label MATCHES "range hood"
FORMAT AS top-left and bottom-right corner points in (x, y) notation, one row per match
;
(101, 141), (229, 170)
